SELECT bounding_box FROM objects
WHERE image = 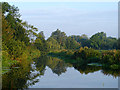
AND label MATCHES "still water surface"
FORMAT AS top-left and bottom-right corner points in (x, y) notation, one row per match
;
(2, 56), (118, 88)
